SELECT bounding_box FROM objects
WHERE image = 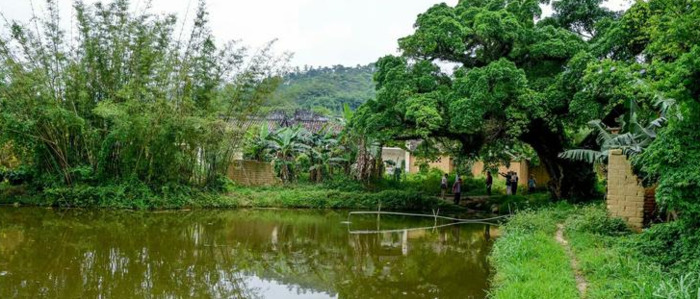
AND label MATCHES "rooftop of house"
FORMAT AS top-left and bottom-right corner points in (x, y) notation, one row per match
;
(237, 110), (344, 134)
